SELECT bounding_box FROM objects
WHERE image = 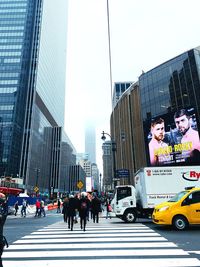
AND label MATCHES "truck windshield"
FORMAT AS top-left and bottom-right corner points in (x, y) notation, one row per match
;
(168, 191), (188, 202)
(117, 187), (131, 201)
